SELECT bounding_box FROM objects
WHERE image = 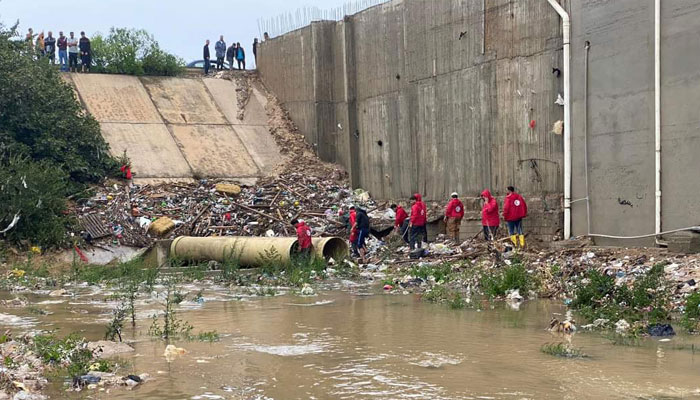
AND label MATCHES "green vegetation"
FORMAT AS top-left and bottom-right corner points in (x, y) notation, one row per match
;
(31, 333), (115, 380)
(410, 263), (454, 283)
(149, 275), (193, 340)
(481, 262), (534, 298)
(258, 248), (328, 287)
(570, 264), (671, 325)
(422, 285), (467, 309)
(91, 28), (184, 76)
(681, 292), (700, 332)
(0, 22), (117, 248)
(603, 332), (642, 347)
(540, 342), (588, 358)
